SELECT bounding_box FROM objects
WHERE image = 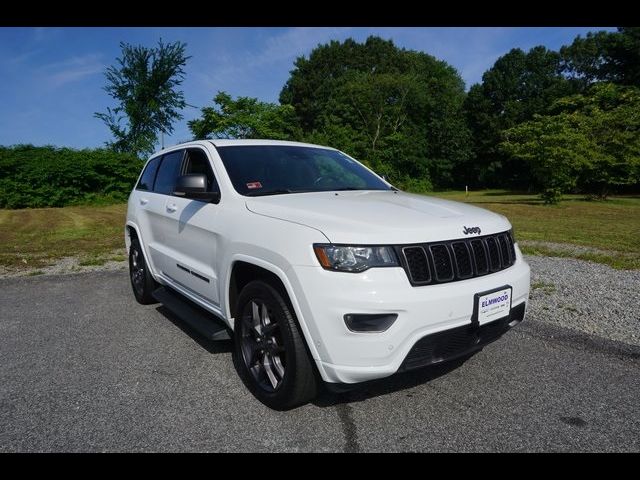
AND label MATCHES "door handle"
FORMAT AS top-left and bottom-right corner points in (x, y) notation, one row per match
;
(139, 198), (149, 206)
(166, 204), (177, 213)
